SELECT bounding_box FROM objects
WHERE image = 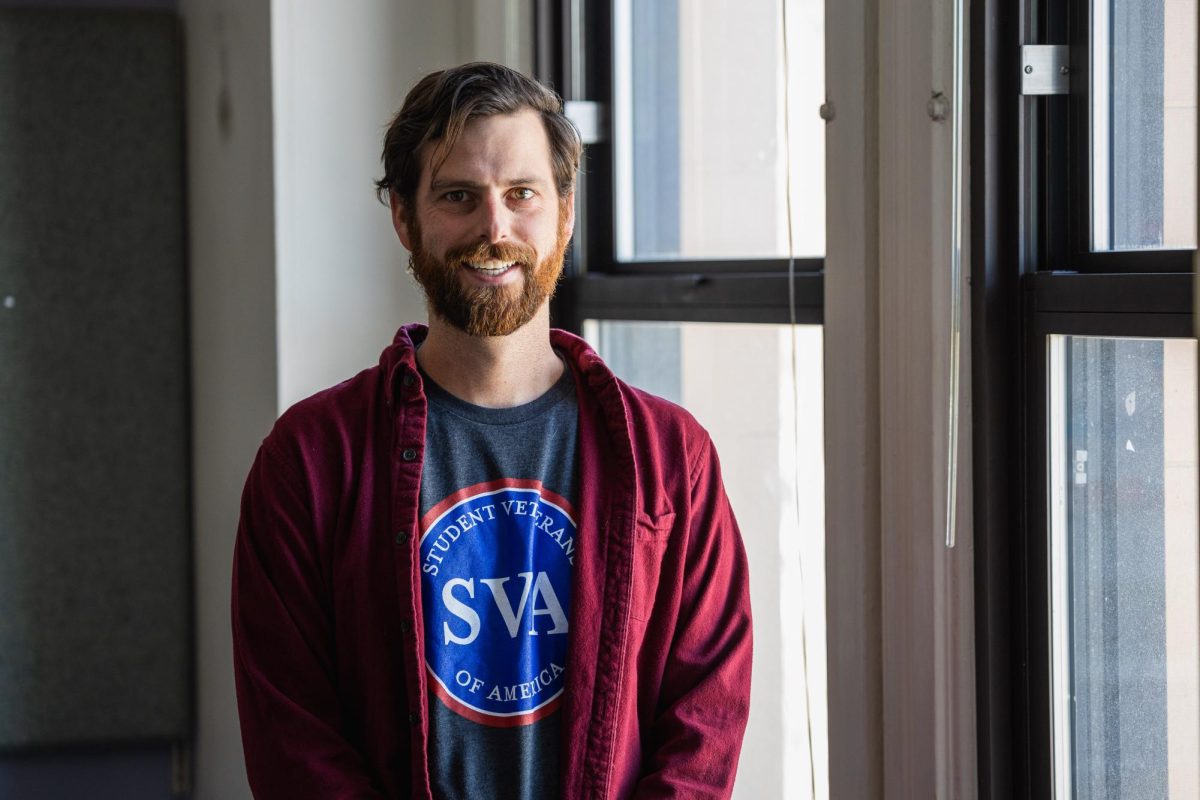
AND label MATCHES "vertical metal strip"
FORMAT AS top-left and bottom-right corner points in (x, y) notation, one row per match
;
(1047, 336), (1073, 799)
(945, 0), (966, 548)
(780, 0), (819, 795)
